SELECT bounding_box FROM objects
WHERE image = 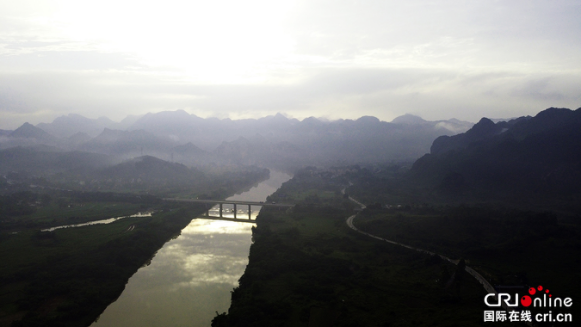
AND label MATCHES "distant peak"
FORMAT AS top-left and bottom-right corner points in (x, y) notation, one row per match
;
(356, 116), (380, 124)
(302, 116), (322, 124)
(463, 117), (499, 137)
(475, 117), (495, 126)
(10, 122), (57, 139)
(274, 112), (288, 119)
(391, 114), (426, 124)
